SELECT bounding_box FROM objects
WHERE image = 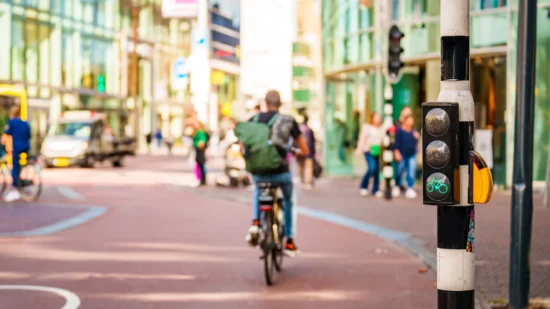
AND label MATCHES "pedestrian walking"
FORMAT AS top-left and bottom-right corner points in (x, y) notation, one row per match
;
(393, 114), (420, 199)
(166, 135), (174, 156)
(192, 120), (208, 187)
(356, 112), (385, 198)
(145, 132), (152, 153)
(154, 127), (163, 150)
(297, 115), (316, 189)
